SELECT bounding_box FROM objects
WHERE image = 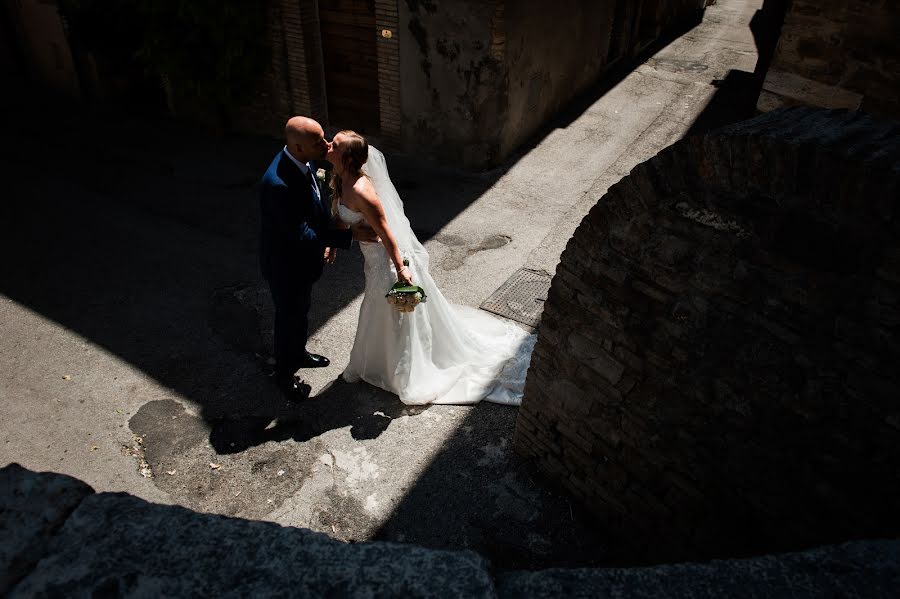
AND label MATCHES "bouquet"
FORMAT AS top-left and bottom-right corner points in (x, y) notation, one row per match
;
(386, 260), (427, 313)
